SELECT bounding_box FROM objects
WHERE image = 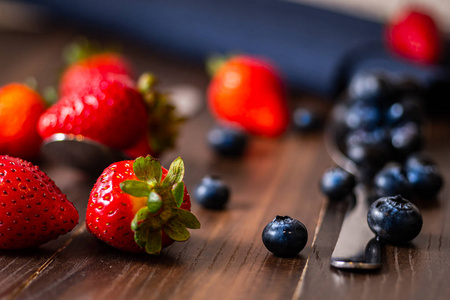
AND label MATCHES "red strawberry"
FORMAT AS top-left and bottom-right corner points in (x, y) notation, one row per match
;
(60, 52), (134, 97)
(86, 155), (199, 254)
(38, 76), (148, 150)
(0, 83), (46, 160)
(386, 7), (442, 64)
(0, 155), (78, 249)
(207, 55), (289, 137)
